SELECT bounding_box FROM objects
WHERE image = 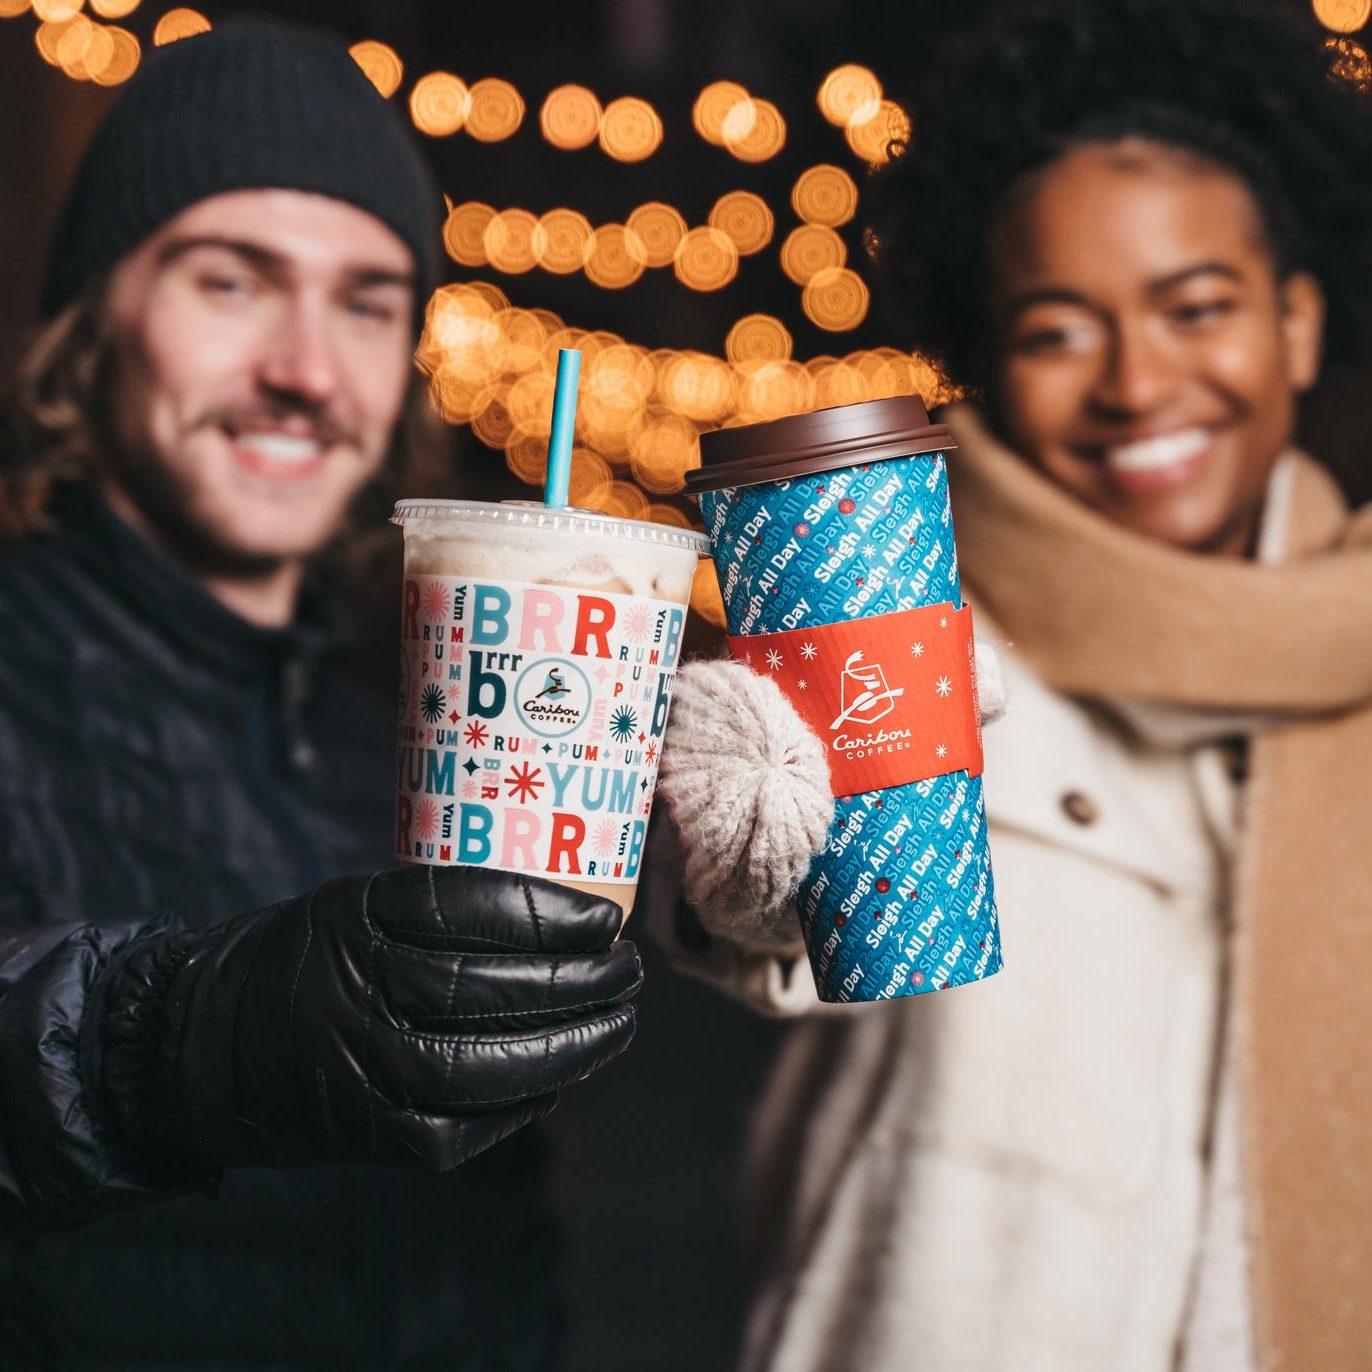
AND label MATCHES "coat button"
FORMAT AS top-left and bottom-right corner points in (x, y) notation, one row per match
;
(1060, 790), (1098, 826)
